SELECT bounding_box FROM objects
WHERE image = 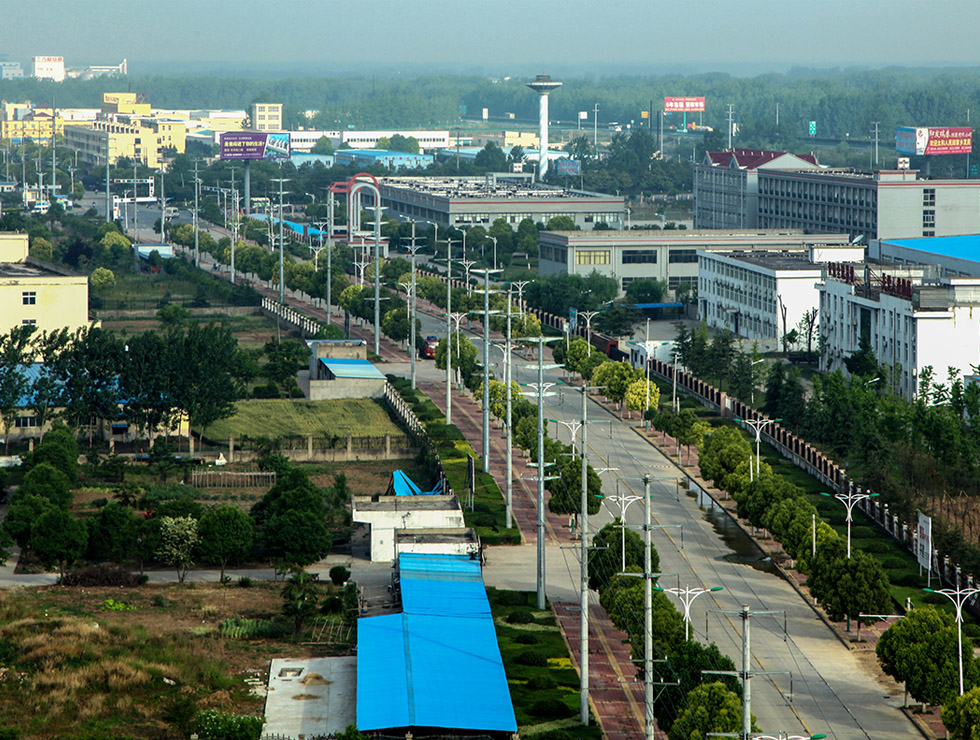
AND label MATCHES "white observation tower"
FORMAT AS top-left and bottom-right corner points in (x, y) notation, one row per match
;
(526, 74), (562, 180)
